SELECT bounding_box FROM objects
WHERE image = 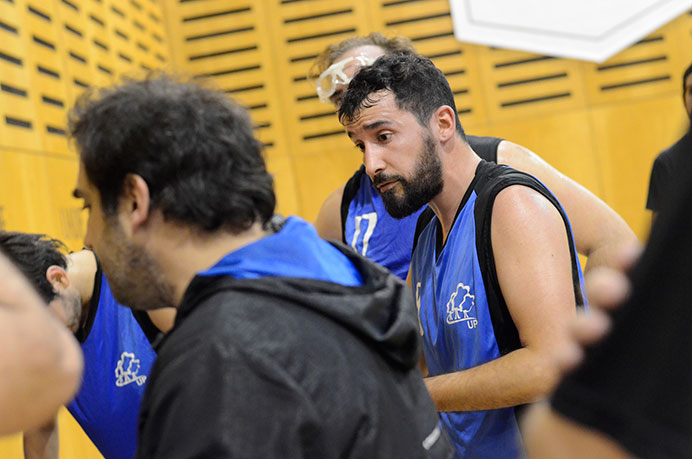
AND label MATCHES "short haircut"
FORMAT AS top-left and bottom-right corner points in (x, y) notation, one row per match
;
(338, 54), (466, 138)
(69, 74), (276, 234)
(0, 231), (67, 303)
(684, 61), (692, 93)
(312, 32), (417, 77)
